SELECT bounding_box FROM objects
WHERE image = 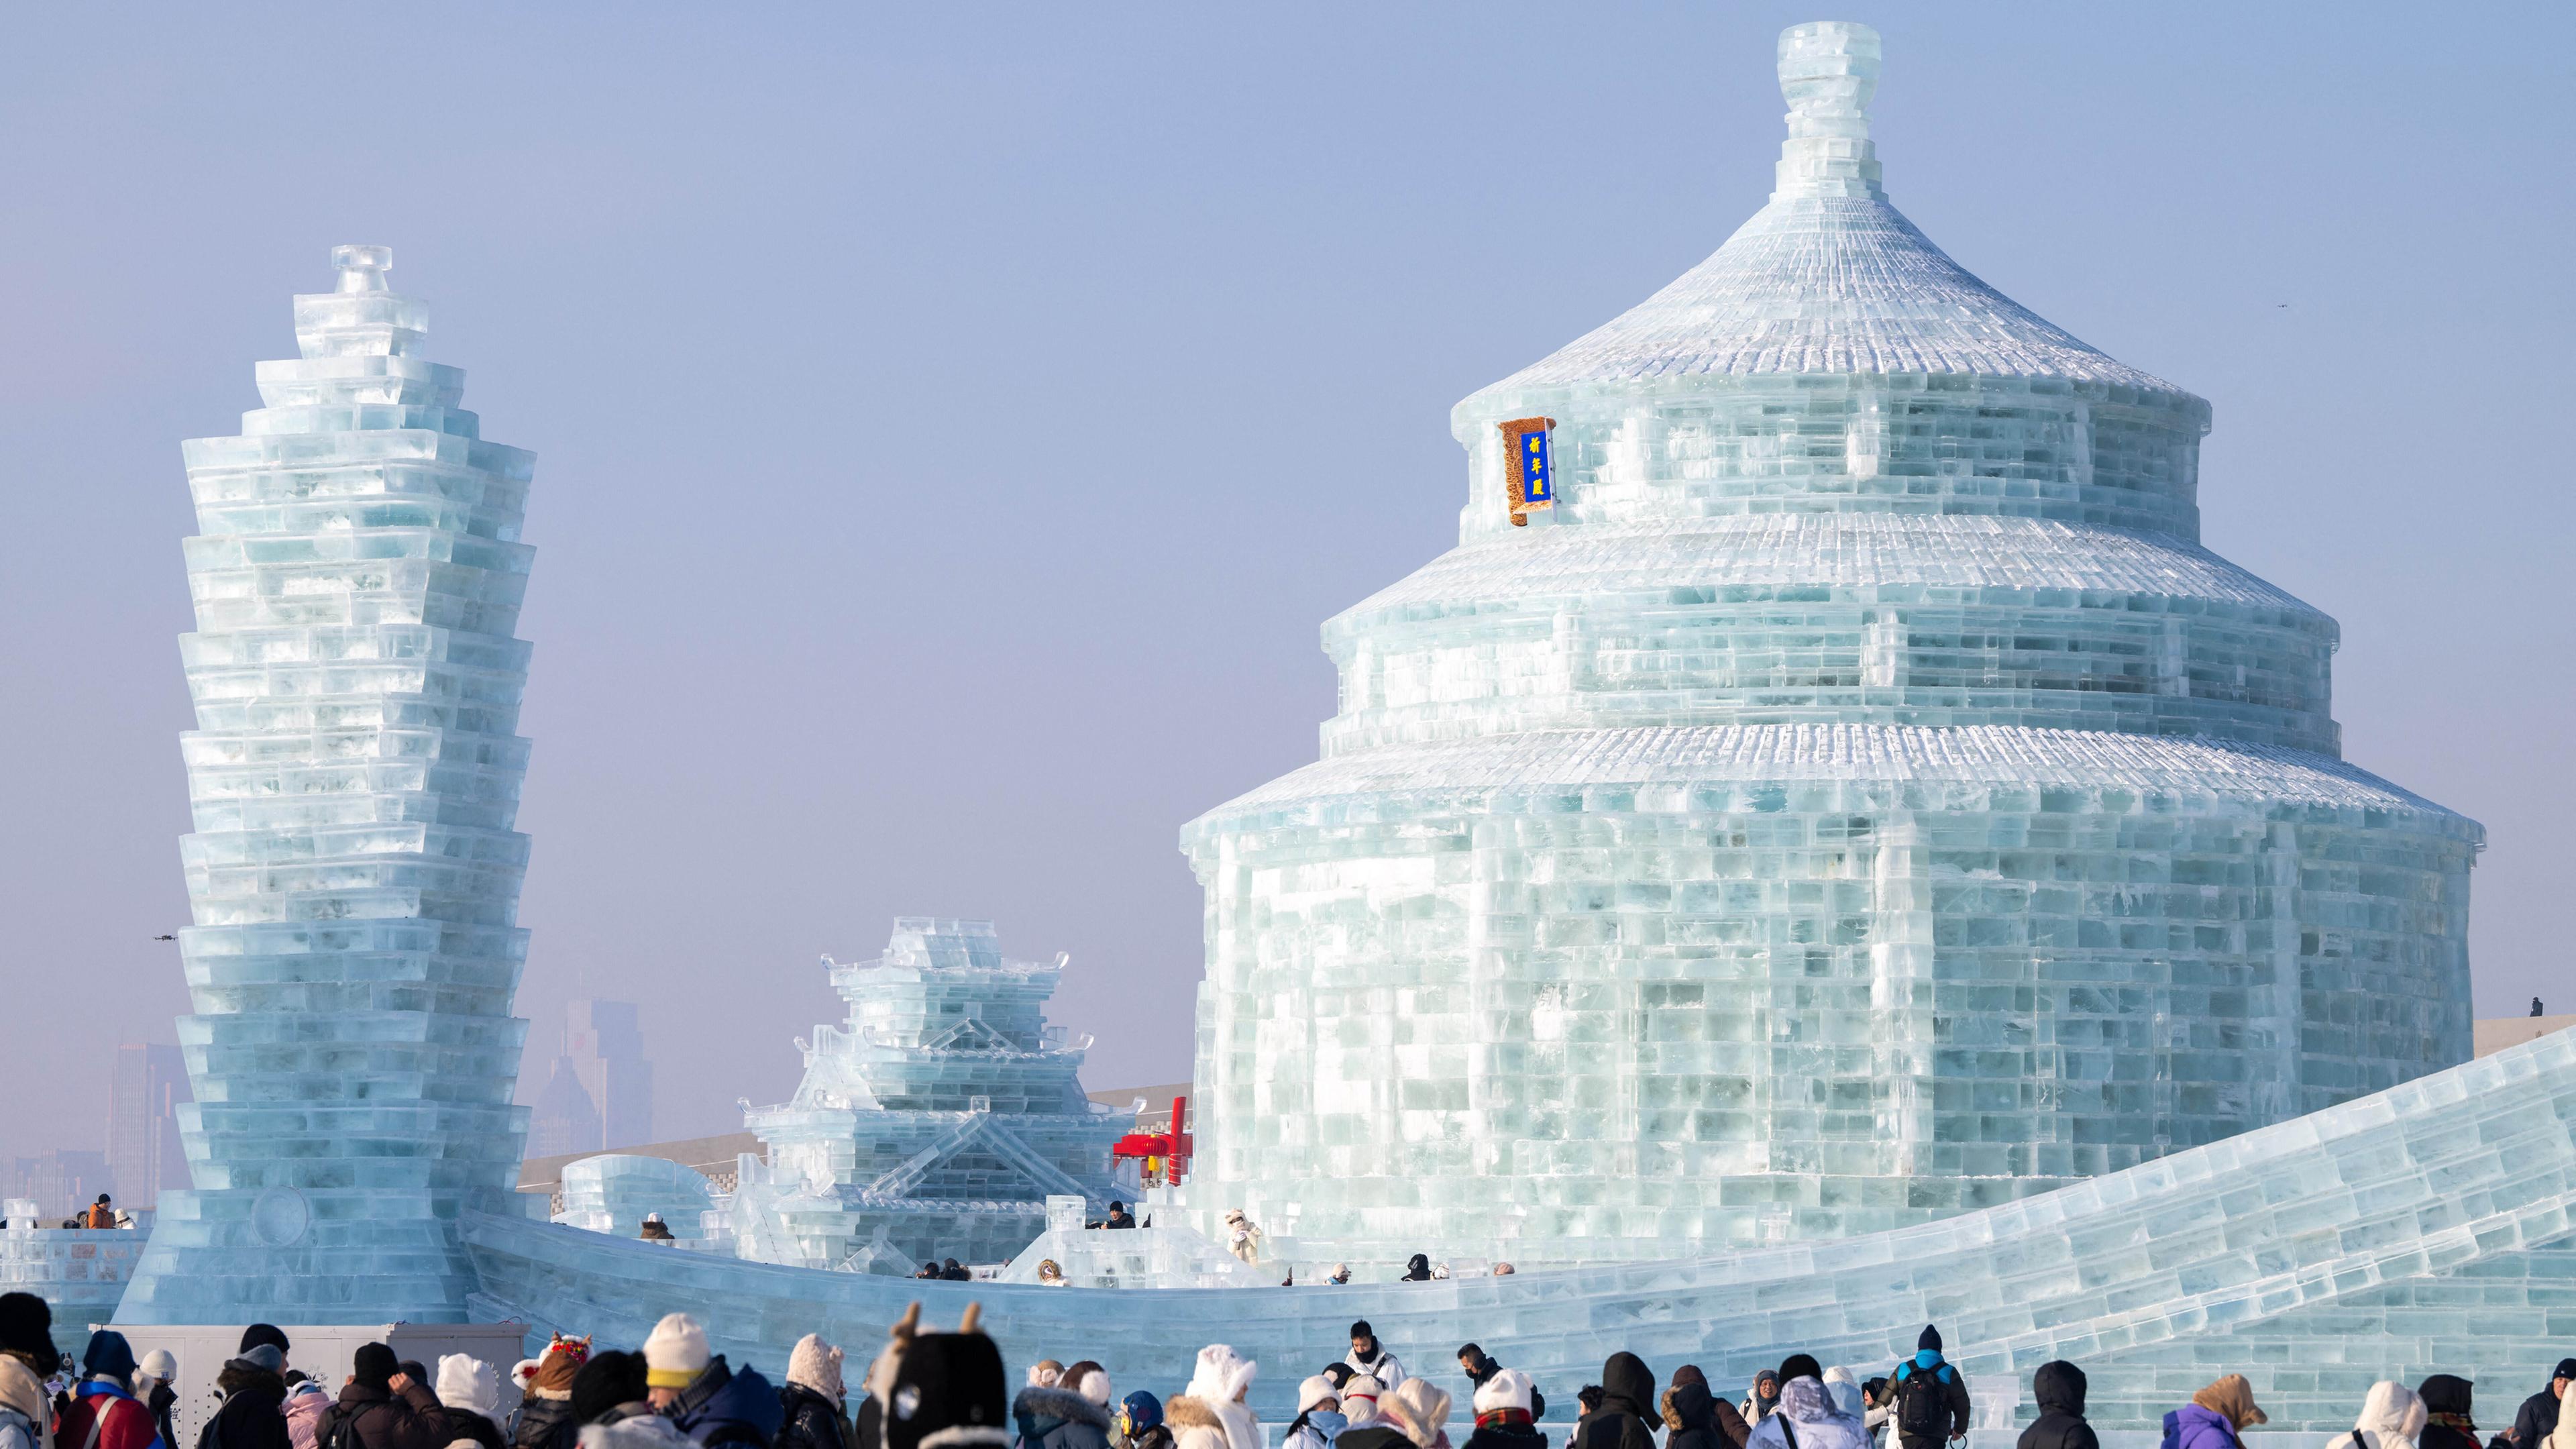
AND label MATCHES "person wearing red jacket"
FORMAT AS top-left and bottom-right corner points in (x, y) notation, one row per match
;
(54, 1331), (164, 1449)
